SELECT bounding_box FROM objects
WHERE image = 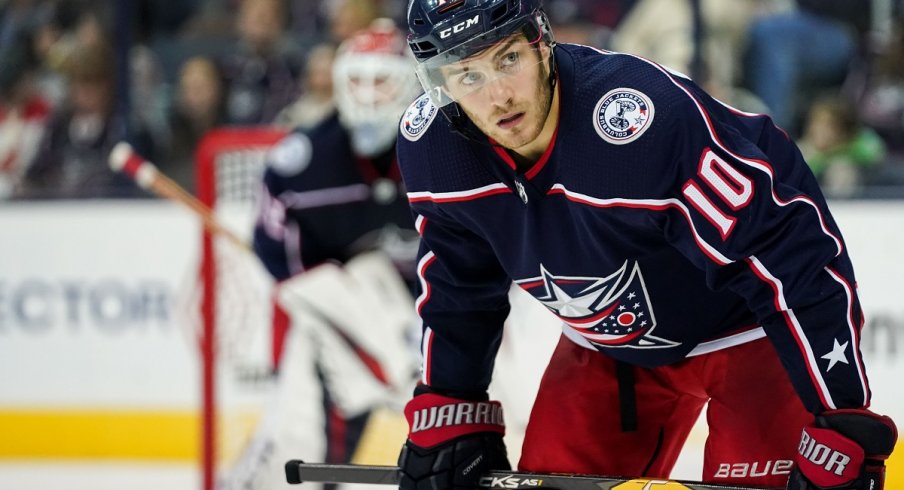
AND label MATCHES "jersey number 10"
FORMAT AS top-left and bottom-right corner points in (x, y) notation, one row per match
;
(681, 148), (754, 240)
